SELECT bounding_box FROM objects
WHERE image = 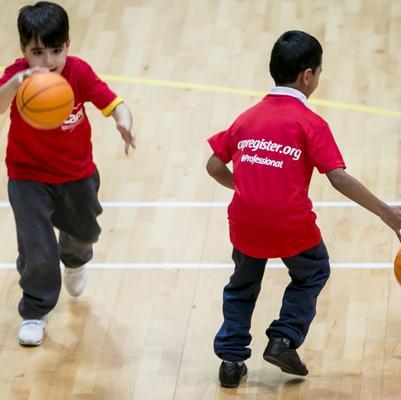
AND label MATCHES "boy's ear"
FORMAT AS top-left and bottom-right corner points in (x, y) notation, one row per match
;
(66, 38), (71, 48)
(302, 68), (313, 86)
(296, 69), (311, 86)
